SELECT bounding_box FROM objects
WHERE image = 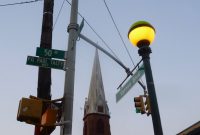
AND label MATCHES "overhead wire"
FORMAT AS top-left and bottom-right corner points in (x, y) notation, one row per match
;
(53, 0), (66, 30)
(102, 0), (135, 66)
(65, 0), (121, 62)
(0, 0), (42, 7)
(1, 0), (145, 89)
(1, 0), (120, 62)
(103, 0), (146, 89)
(81, 17), (122, 62)
(66, 0), (145, 89)
(65, 0), (146, 89)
